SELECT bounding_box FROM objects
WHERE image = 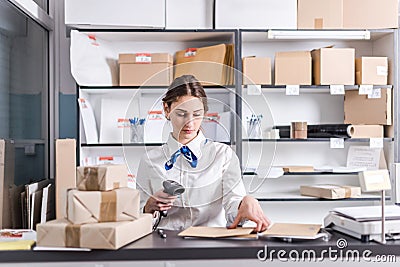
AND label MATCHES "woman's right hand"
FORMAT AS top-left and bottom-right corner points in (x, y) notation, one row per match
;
(143, 190), (178, 214)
